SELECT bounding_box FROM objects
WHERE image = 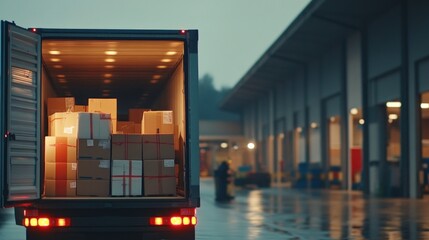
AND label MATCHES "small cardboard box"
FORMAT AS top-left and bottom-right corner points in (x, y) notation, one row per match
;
(111, 160), (142, 196)
(47, 97), (75, 117)
(88, 98), (117, 134)
(45, 179), (77, 197)
(45, 162), (77, 180)
(49, 112), (112, 139)
(112, 134), (142, 160)
(45, 136), (77, 163)
(78, 160), (110, 180)
(141, 111), (174, 134)
(117, 121), (137, 134)
(77, 180), (109, 197)
(129, 108), (150, 124)
(74, 105), (87, 112)
(78, 139), (110, 160)
(142, 134), (174, 160)
(144, 159), (176, 196)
